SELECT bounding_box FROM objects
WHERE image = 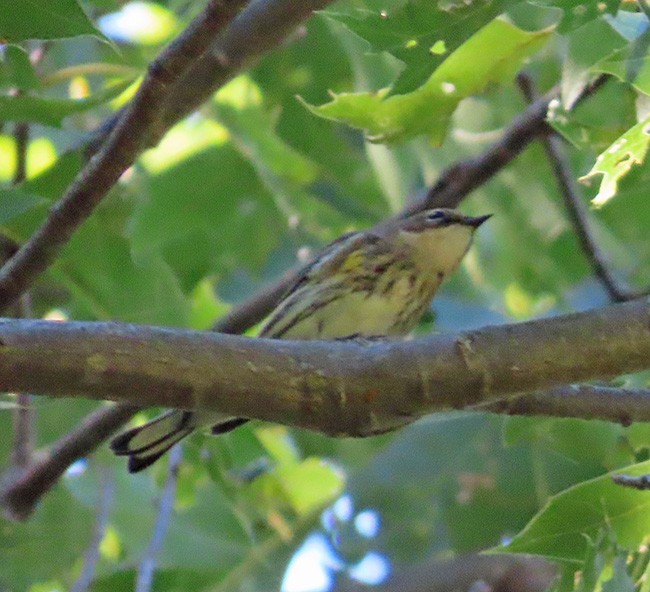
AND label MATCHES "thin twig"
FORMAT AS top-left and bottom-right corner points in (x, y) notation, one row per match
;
(135, 445), (183, 592)
(12, 122), (28, 186)
(9, 121), (34, 469)
(409, 74), (609, 213)
(1, 402), (137, 520)
(70, 466), (114, 592)
(0, 0), (249, 312)
(11, 293), (34, 469)
(516, 72), (646, 302)
(515, 73), (650, 492)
